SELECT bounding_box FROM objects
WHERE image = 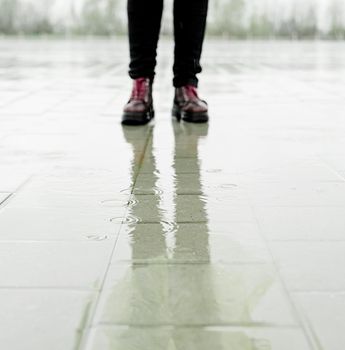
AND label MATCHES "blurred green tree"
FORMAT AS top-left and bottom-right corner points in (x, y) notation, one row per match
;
(76, 0), (124, 35)
(328, 0), (345, 39)
(0, 0), (18, 34)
